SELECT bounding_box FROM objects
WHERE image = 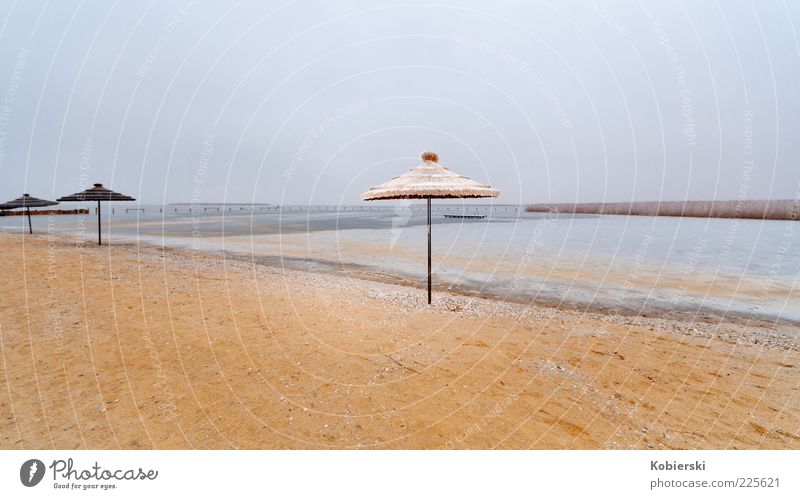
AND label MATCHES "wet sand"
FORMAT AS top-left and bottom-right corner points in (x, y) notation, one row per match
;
(0, 232), (798, 449)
